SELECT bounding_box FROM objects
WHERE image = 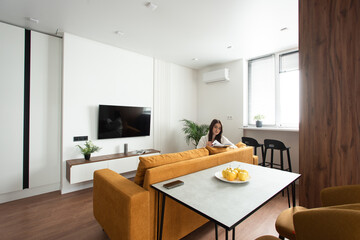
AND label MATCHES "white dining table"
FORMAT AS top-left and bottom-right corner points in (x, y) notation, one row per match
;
(152, 161), (301, 240)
